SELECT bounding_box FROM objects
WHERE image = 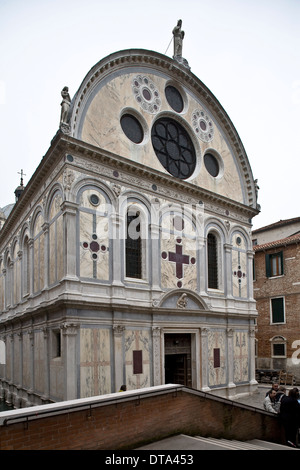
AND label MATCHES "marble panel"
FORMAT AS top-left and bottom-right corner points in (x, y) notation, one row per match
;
(33, 238), (39, 293)
(0, 275), (3, 311)
(80, 328), (111, 397)
(233, 331), (249, 383)
(33, 213), (43, 237)
(161, 233), (197, 290)
(49, 194), (62, 221)
(79, 211), (109, 280)
(79, 189), (108, 211)
(50, 359), (64, 400)
(124, 329), (151, 390)
(232, 249), (247, 298)
(207, 329), (226, 386)
(34, 331), (45, 394)
(49, 222), (56, 285)
(22, 333), (30, 389)
(40, 232), (45, 289)
(56, 215), (64, 281)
